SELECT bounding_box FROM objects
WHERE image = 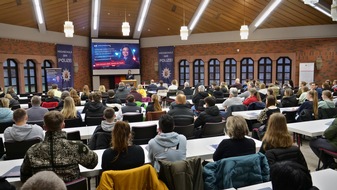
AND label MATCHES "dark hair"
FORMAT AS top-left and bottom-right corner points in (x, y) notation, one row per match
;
(13, 108), (27, 122)
(104, 108), (115, 120)
(108, 90), (115, 97)
(111, 121), (131, 162)
(44, 111), (64, 131)
(159, 114), (174, 133)
(266, 95), (276, 107)
(92, 92), (102, 102)
(204, 96), (216, 107)
(215, 86), (220, 91)
(126, 95), (135, 102)
(51, 84), (58, 89)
